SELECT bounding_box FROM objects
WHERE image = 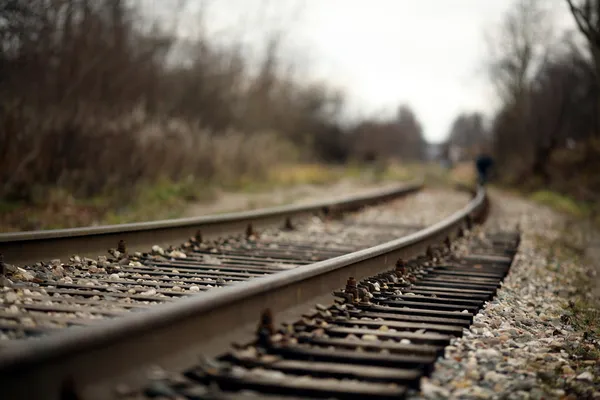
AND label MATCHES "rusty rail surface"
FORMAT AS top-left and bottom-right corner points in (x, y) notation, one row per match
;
(0, 180), (423, 266)
(0, 184), (487, 400)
